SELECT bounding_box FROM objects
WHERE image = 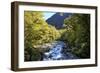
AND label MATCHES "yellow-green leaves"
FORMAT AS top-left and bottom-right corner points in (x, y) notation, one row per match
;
(24, 11), (60, 49)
